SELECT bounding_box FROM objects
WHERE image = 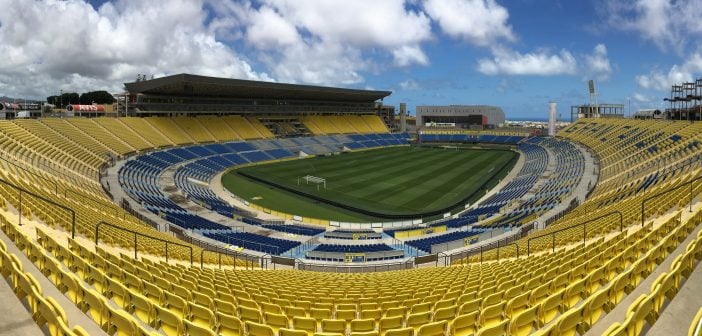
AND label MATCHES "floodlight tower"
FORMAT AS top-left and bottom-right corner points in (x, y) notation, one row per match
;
(588, 80), (599, 118)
